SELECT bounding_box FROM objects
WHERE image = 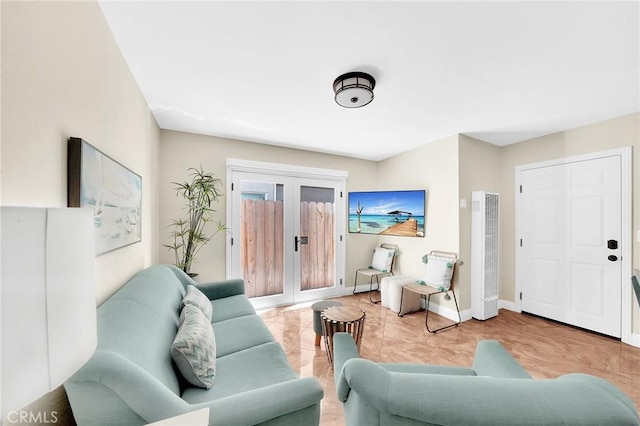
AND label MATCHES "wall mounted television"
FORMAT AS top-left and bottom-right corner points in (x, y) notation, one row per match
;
(348, 190), (426, 237)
